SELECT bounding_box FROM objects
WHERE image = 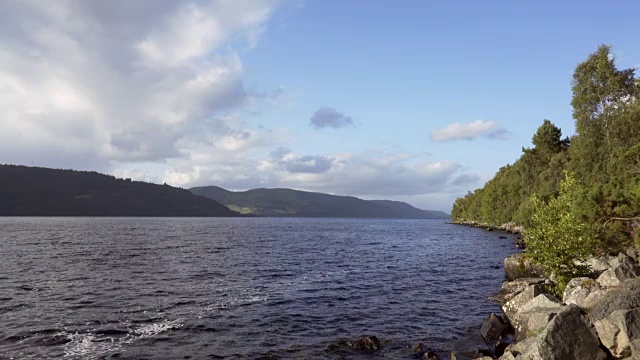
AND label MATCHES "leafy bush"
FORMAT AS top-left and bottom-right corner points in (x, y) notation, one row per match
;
(525, 172), (596, 295)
